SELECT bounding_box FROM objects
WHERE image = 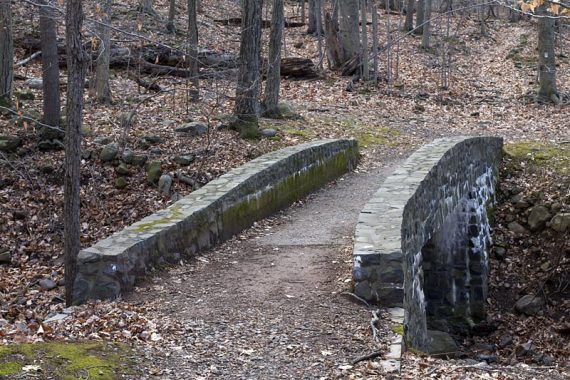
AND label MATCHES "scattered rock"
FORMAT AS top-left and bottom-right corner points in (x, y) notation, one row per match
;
(38, 139), (64, 151)
(261, 128), (277, 138)
(542, 355), (555, 366)
(527, 205), (551, 231)
(174, 155), (195, 166)
(499, 335), (514, 348)
(178, 173), (197, 188)
(100, 143), (119, 162)
(158, 174), (173, 195)
(175, 121), (208, 136)
(507, 221), (527, 234)
(0, 135), (22, 152)
(514, 294), (545, 316)
(146, 162), (162, 184)
(81, 150), (93, 160)
(115, 177), (128, 189)
(426, 330), (459, 357)
(44, 313), (71, 324)
(116, 163), (130, 176)
(24, 77), (43, 89)
(550, 213), (570, 232)
(139, 135), (162, 149)
(121, 149), (135, 164)
(39, 278), (57, 291)
(123, 150), (149, 167)
(515, 342), (536, 357)
(15, 91), (35, 100)
(494, 246), (506, 260)
(0, 250), (11, 264)
(476, 354), (498, 363)
(504, 213), (515, 223)
(93, 136), (112, 145)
